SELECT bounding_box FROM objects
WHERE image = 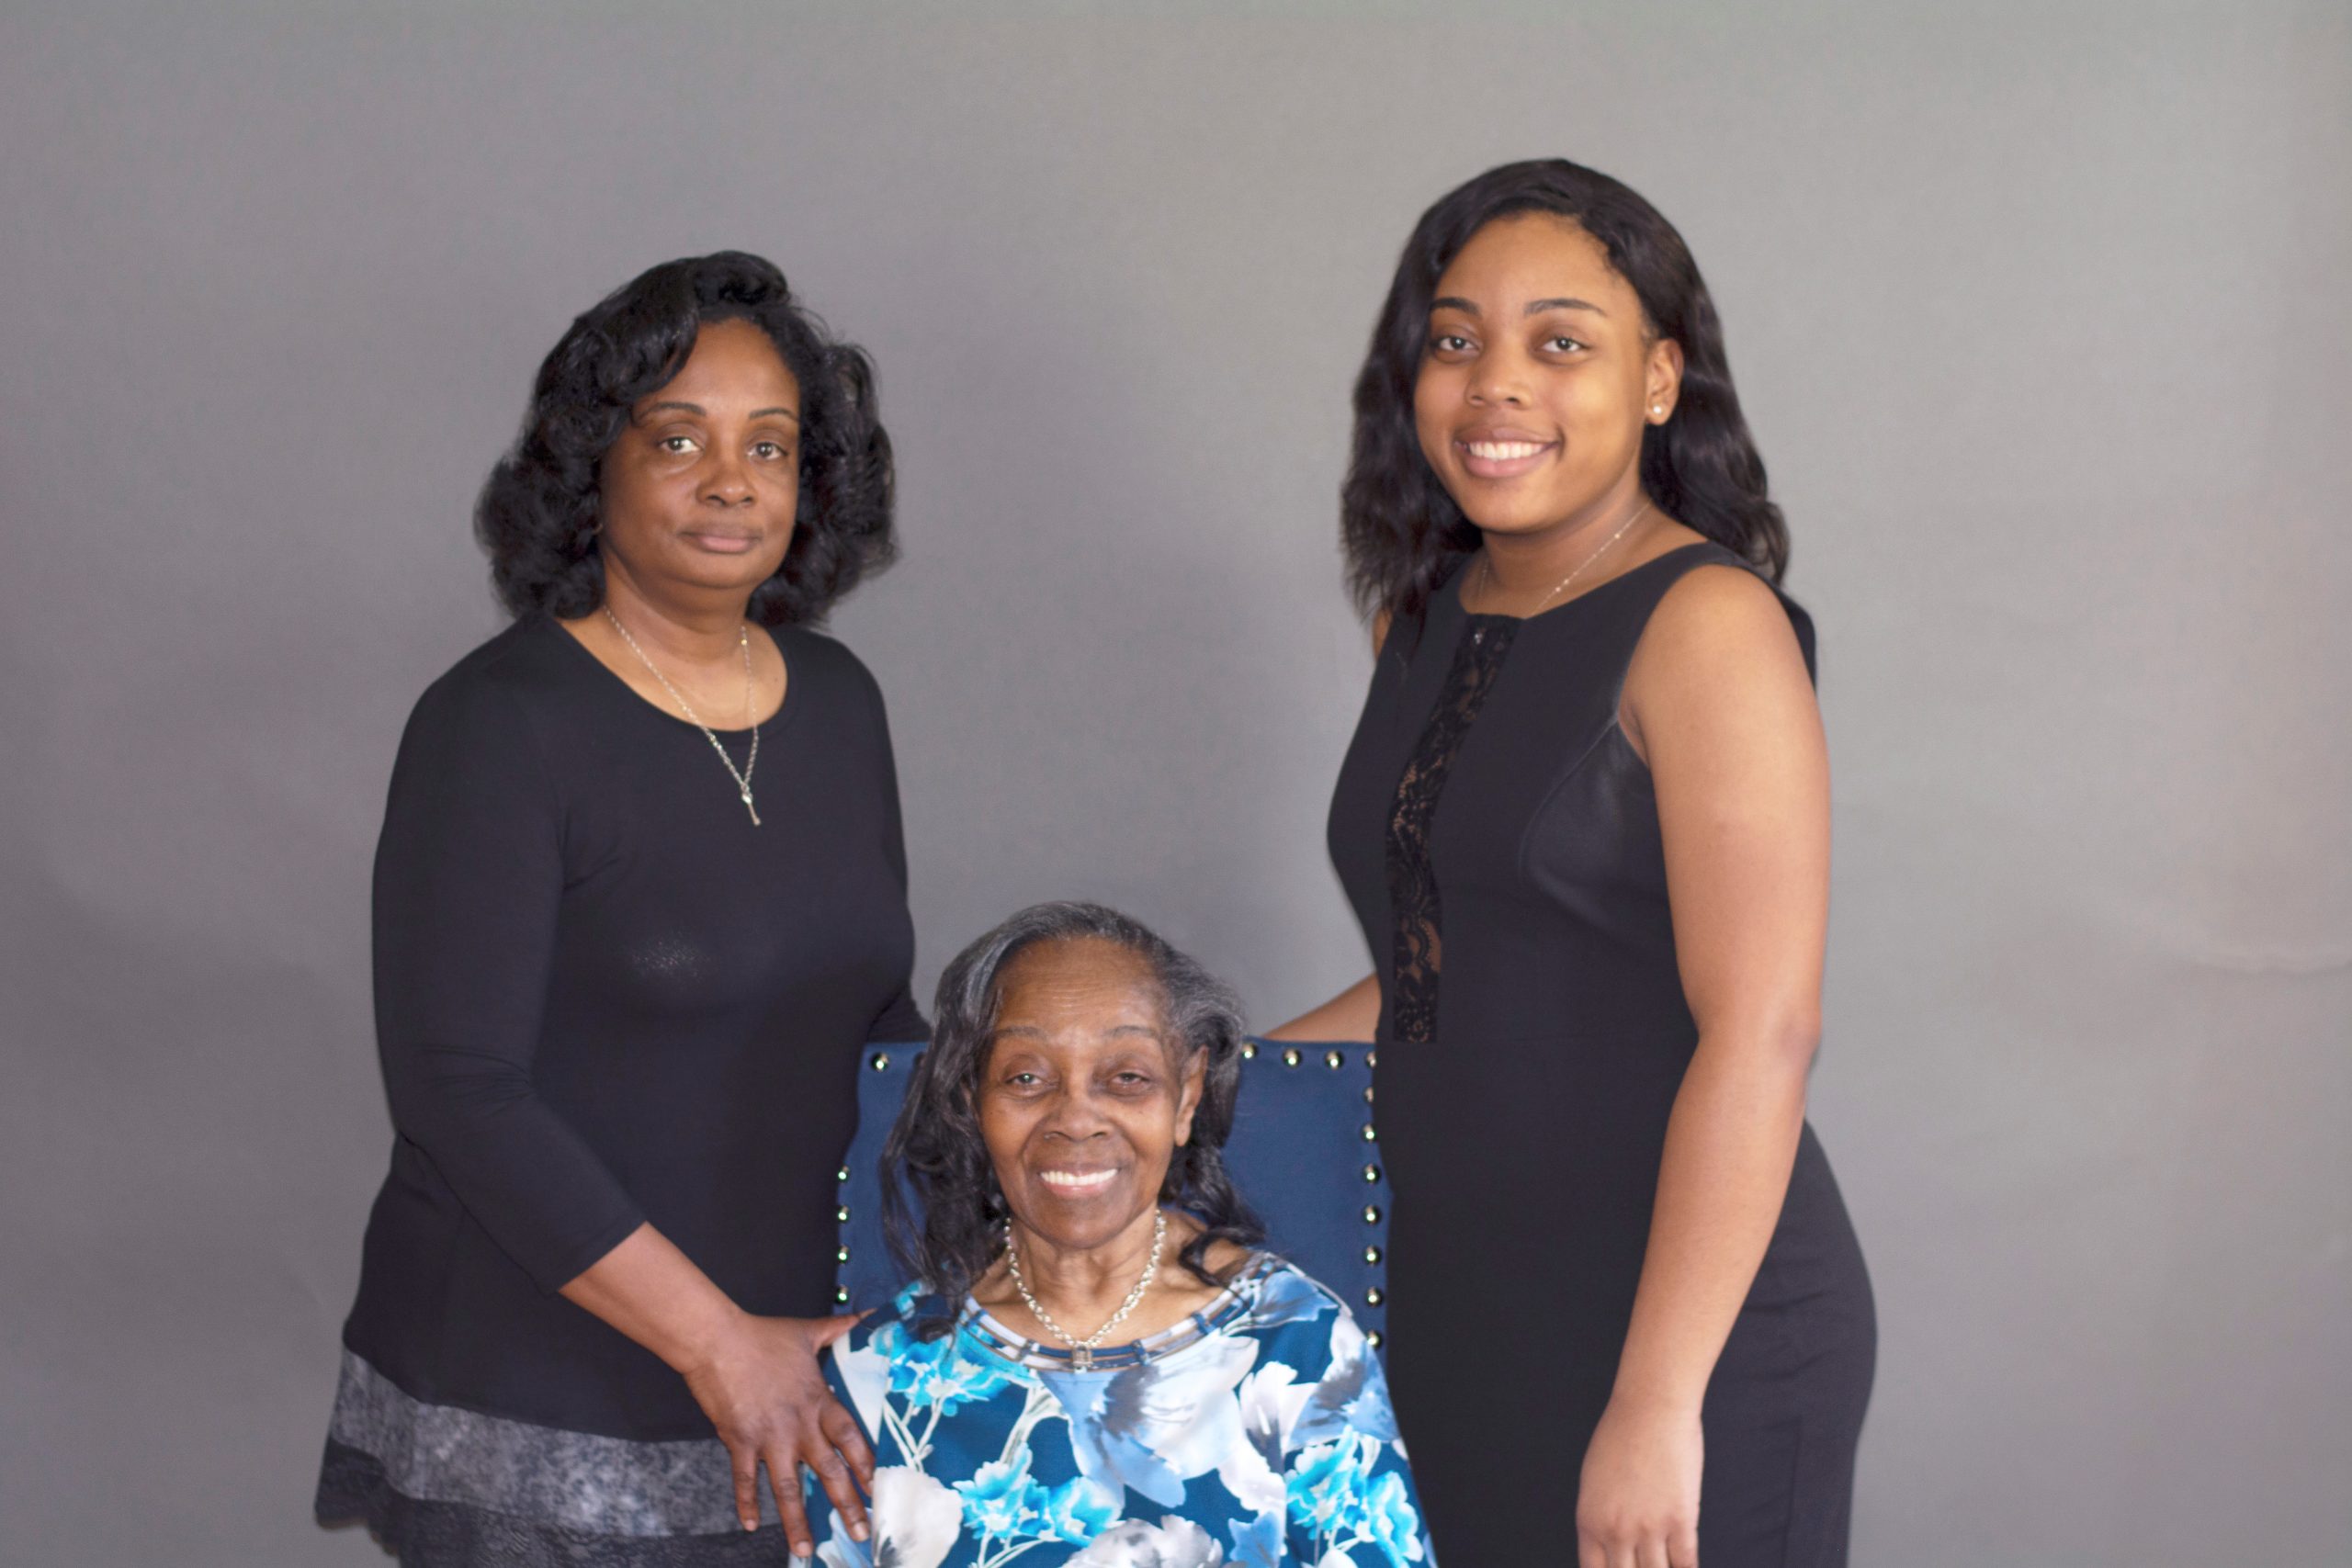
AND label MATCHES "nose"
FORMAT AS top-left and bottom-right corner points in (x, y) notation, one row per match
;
(1467, 347), (1531, 408)
(1039, 1084), (1113, 1140)
(700, 446), (754, 507)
